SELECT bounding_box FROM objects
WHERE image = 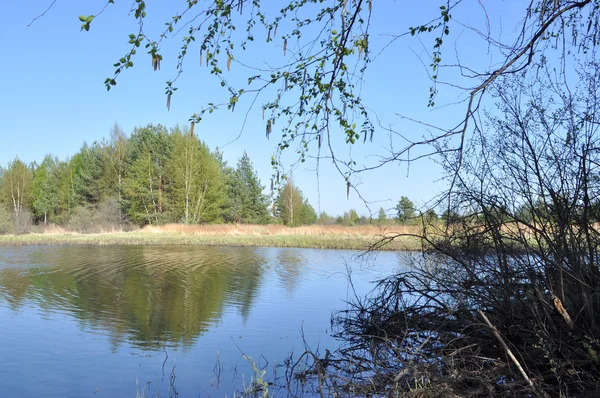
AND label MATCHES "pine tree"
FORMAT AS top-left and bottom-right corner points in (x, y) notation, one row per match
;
(124, 125), (173, 225)
(300, 199), (317, 225)
(235, 151), (270, 224)
(395, 196), (415, 224)
(377, 207), (387, 224)
(70, 142), (104, 207)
